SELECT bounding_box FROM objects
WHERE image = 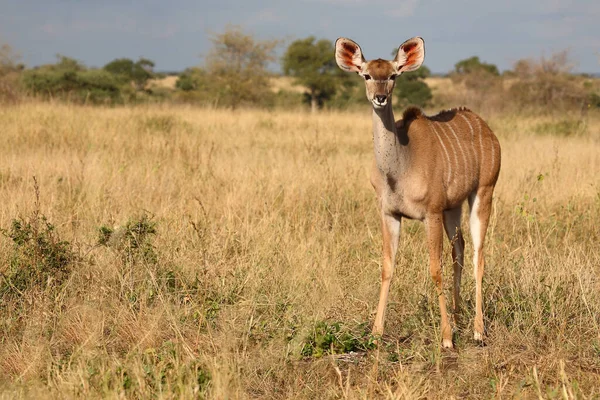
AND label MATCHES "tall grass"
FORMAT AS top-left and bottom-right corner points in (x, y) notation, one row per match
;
(0, 102), (599, 398)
